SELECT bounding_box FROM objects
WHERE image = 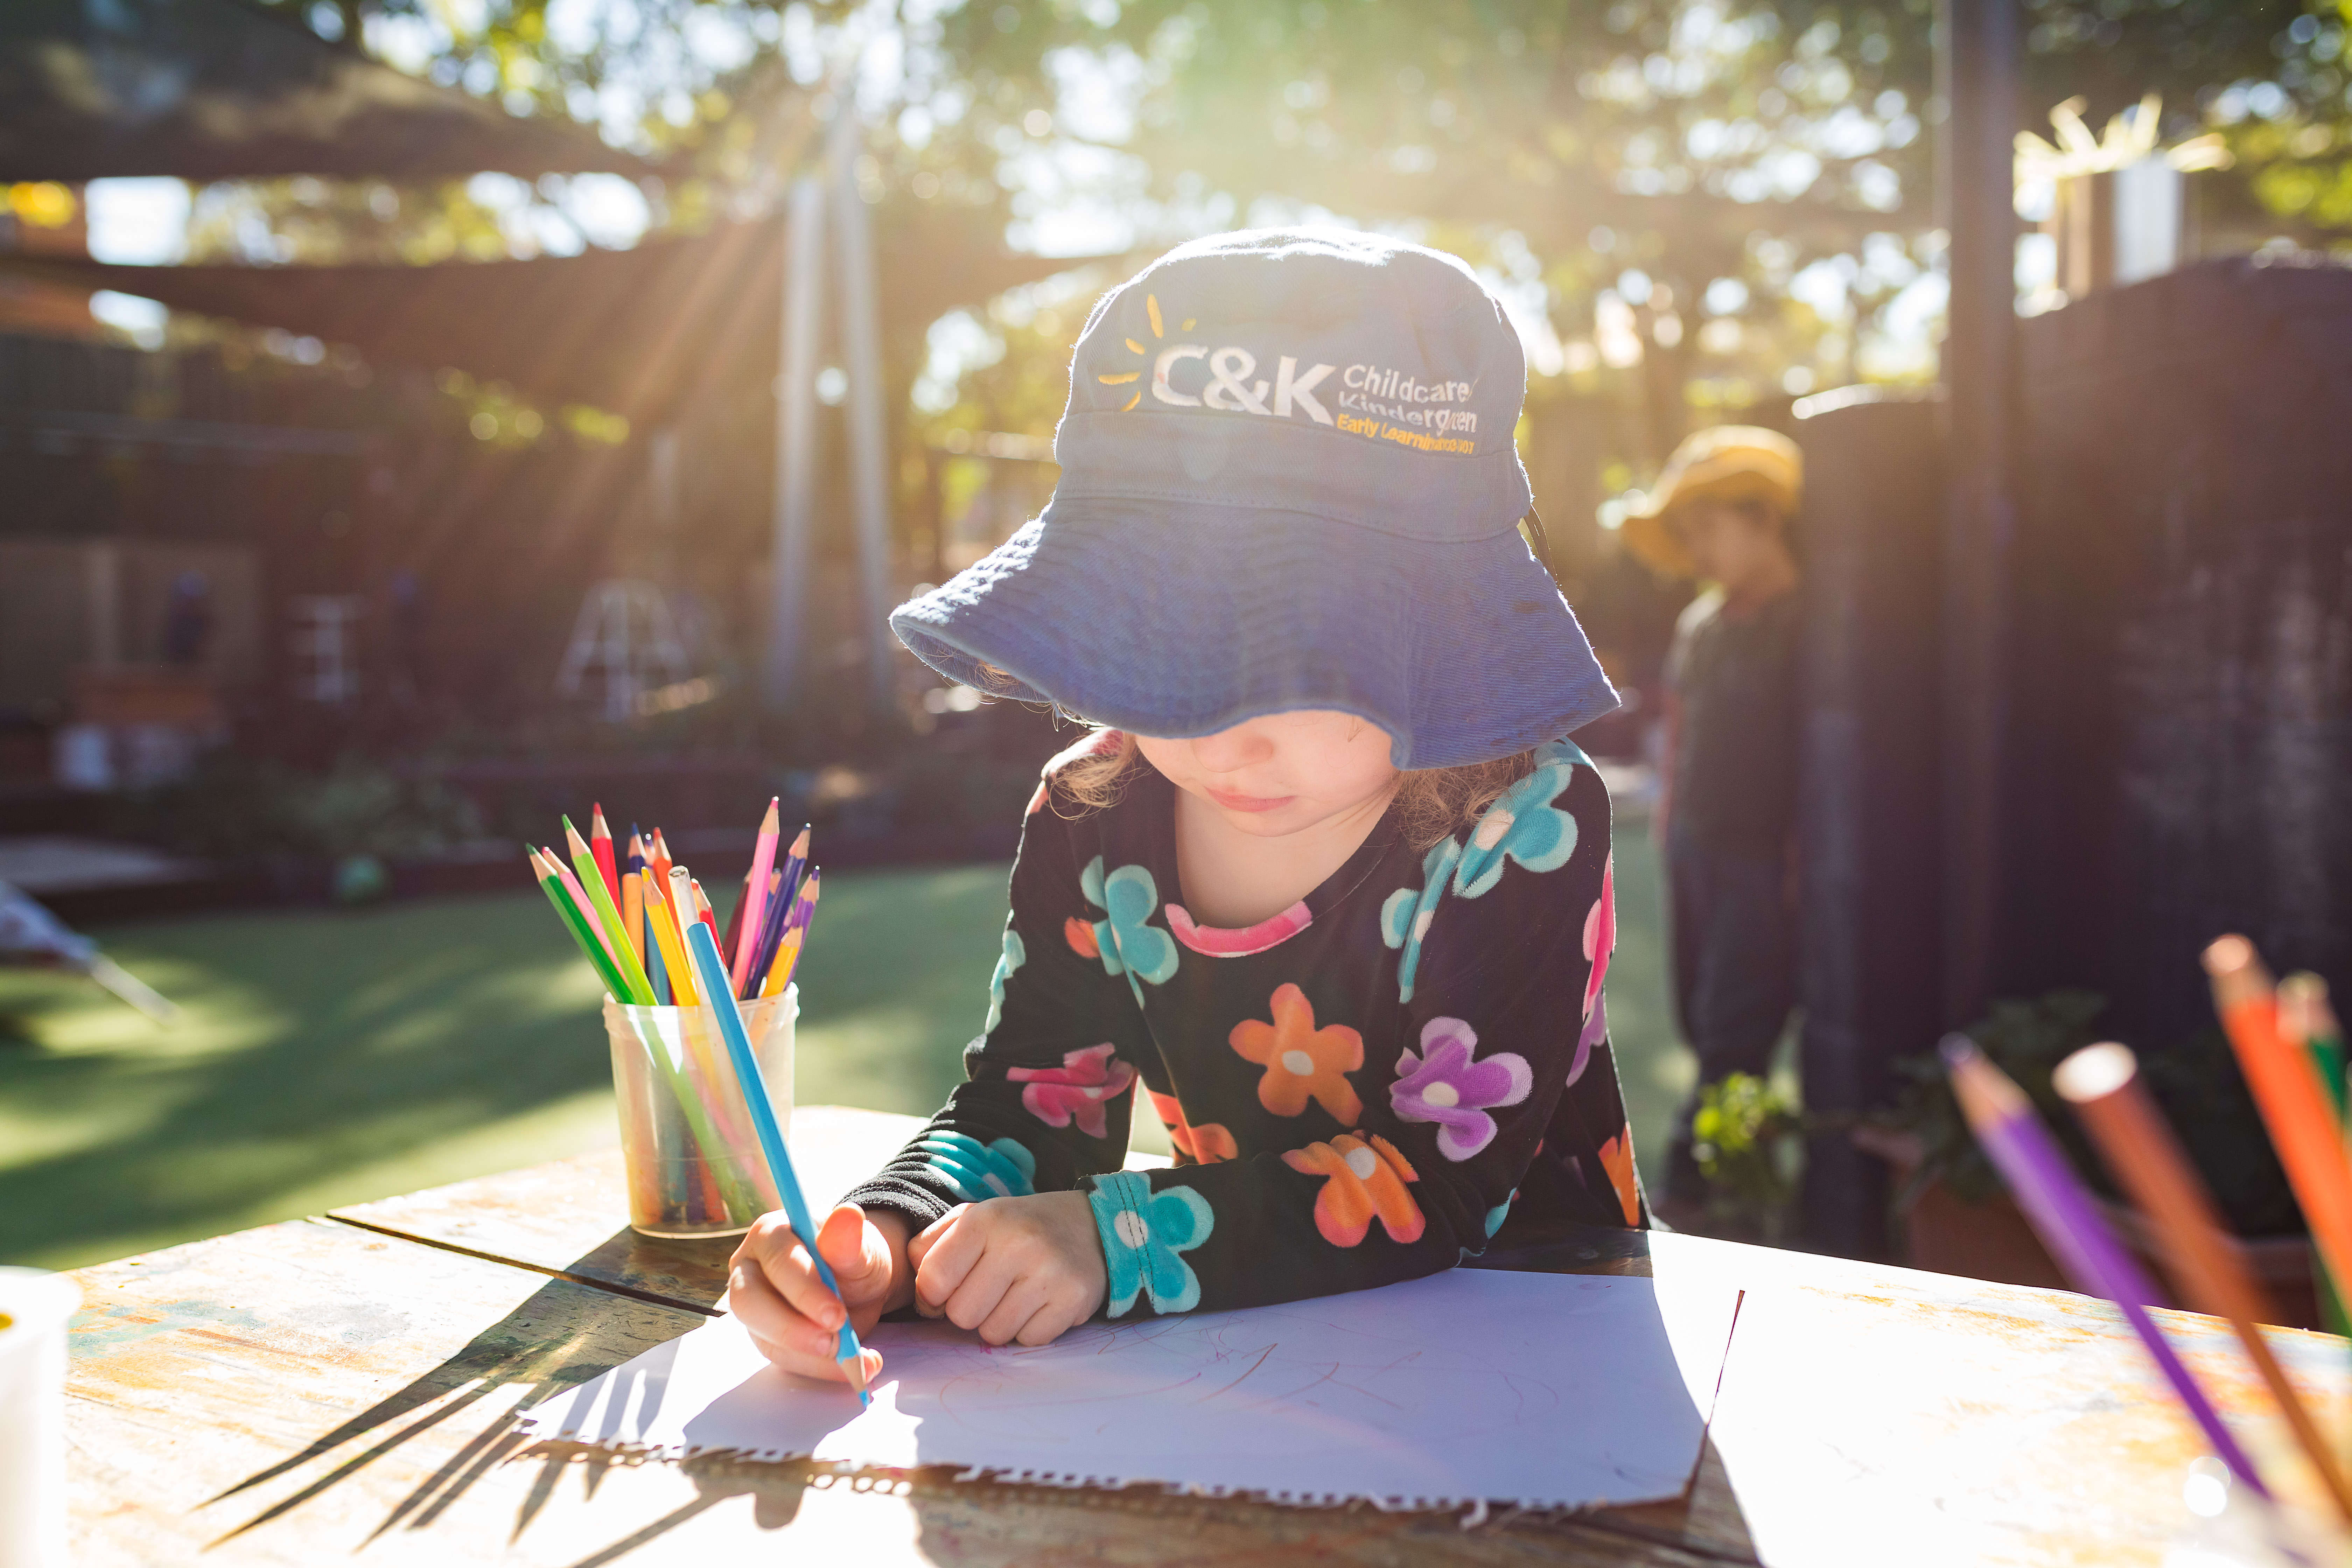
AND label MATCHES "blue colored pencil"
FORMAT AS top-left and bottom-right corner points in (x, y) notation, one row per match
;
(683, 918), (870, 1405)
